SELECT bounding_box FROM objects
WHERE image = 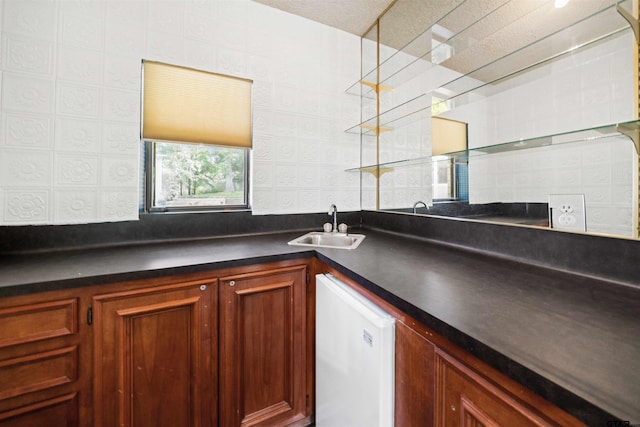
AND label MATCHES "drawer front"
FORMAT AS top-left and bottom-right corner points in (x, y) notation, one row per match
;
(0, 299), (77, 348)
(0, 346), (77, 401)
(0, 393), (78, 427)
